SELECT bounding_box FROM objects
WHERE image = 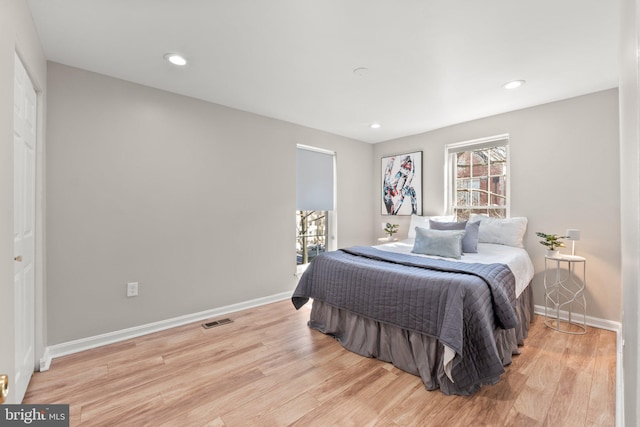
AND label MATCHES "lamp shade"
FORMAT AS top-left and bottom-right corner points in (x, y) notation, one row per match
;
(566, 229), (581, 240)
